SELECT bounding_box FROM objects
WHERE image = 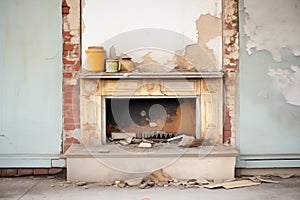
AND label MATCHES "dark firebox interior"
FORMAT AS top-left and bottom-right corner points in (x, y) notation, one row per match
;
(106, 98), (196, 138)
